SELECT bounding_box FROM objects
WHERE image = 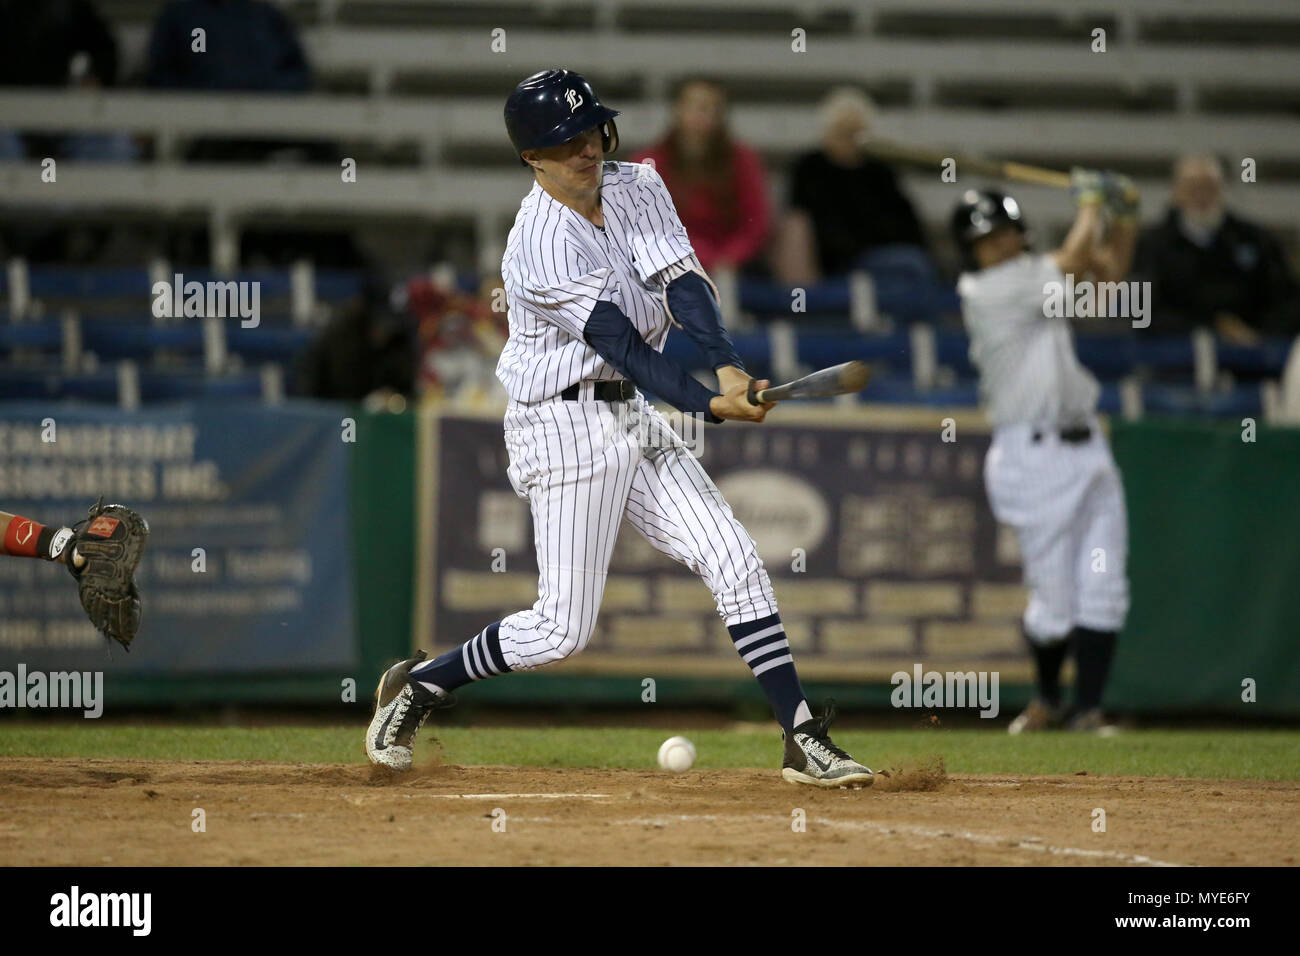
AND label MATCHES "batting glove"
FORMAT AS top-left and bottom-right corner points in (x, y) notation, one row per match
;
(1102, 172), (1140, 222)
(1070, 167), (1107, 207)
